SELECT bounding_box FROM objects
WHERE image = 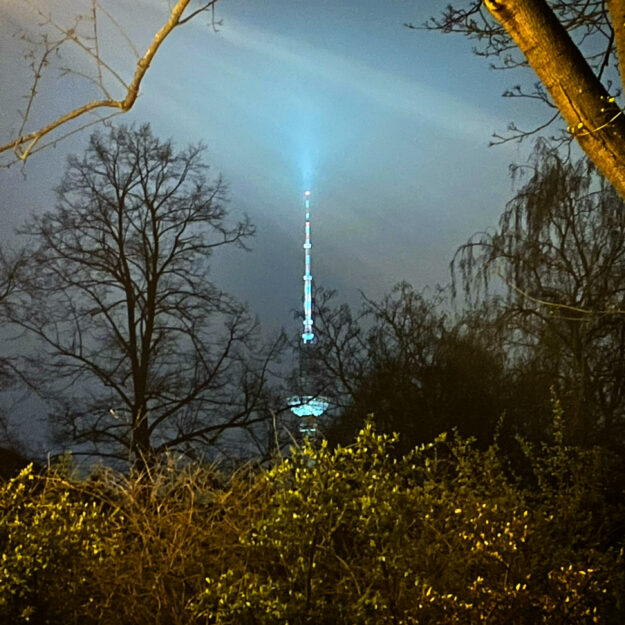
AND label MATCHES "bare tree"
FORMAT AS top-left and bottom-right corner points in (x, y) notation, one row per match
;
(0, 0), (220, 165)
(306, 284), (515, 453)
(453, 146), (625, 445)
(422, 1), (625, 200)
(0, 124), (284, 469)
(0, 249), (32, 464)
